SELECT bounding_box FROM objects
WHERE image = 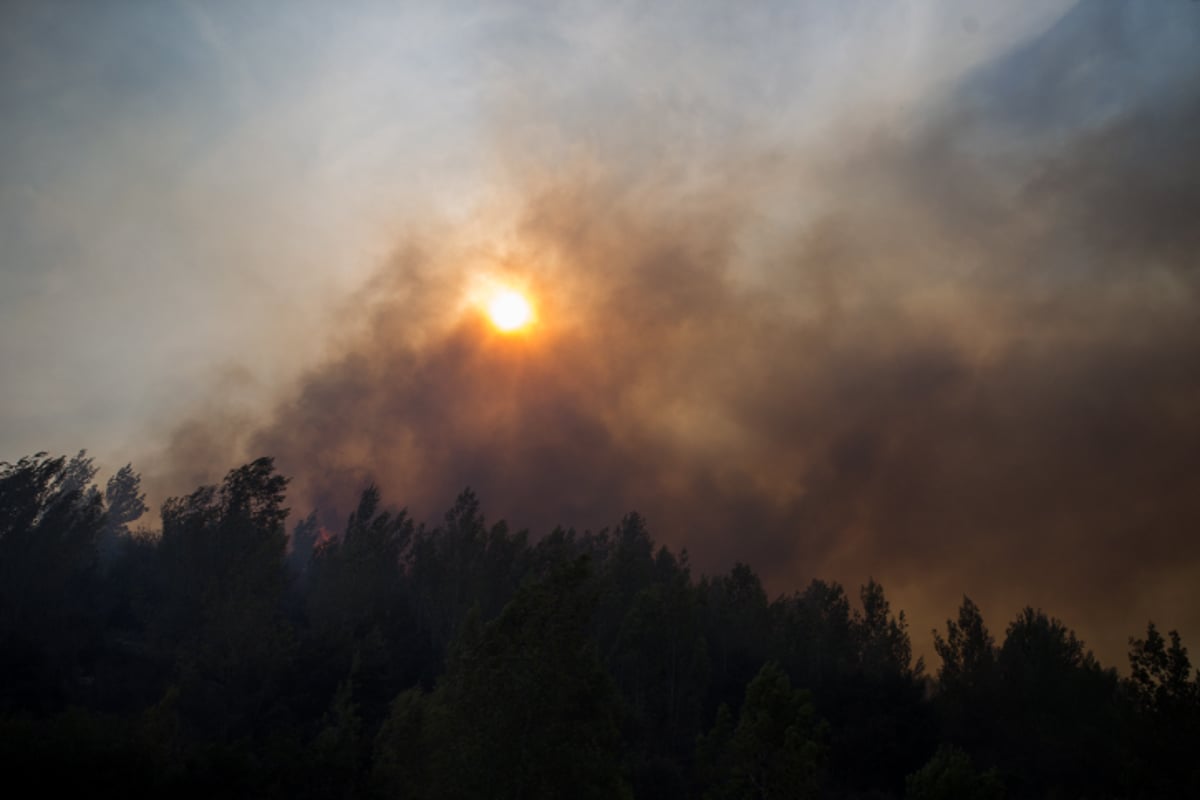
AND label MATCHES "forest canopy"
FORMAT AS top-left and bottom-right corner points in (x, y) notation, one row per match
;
(0, 451), (1197, 797)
